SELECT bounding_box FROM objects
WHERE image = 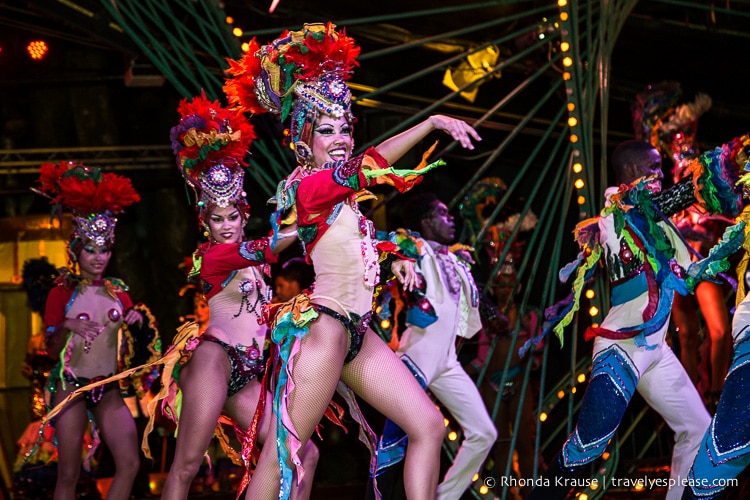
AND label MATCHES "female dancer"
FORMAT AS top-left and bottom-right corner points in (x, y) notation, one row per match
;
(38, 162), (156, 500)
(224, 23), (481, 499)
(154, 93), (316, 499)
